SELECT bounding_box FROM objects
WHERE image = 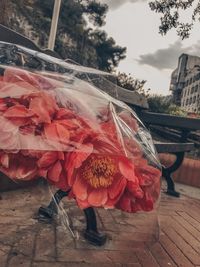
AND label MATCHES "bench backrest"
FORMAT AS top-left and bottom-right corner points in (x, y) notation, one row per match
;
(0, 24), (148, 109)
